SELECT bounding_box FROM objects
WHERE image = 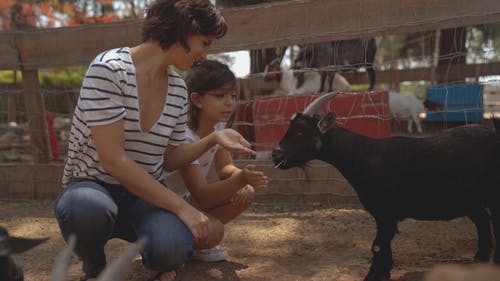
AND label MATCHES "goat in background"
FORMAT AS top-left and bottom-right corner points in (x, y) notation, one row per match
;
(293, 38), (377, 91)
(263, 58), (352, 95)
(389, 90), (443, 134)
(272, 92), (500, 281)
(280, 69), (352, 95)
